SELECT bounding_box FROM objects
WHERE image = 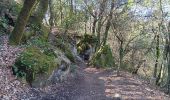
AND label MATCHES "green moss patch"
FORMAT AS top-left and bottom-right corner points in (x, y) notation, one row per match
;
(90, 45), (115, 68)
(12, 46), (59, 84)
